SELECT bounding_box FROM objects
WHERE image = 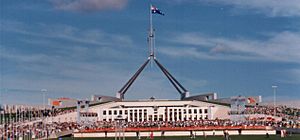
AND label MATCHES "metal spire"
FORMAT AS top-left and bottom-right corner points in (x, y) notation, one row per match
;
(116, 4), (189, 100)
(149, 4), (155, 59)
